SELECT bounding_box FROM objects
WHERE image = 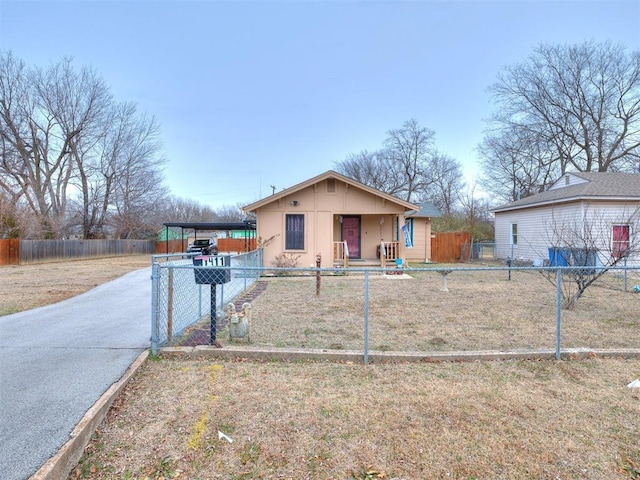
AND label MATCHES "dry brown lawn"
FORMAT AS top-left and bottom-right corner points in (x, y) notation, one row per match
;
(3, 257), (640, 479)
(73, 356), (640, 480)
(0, 255), (152, 316)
